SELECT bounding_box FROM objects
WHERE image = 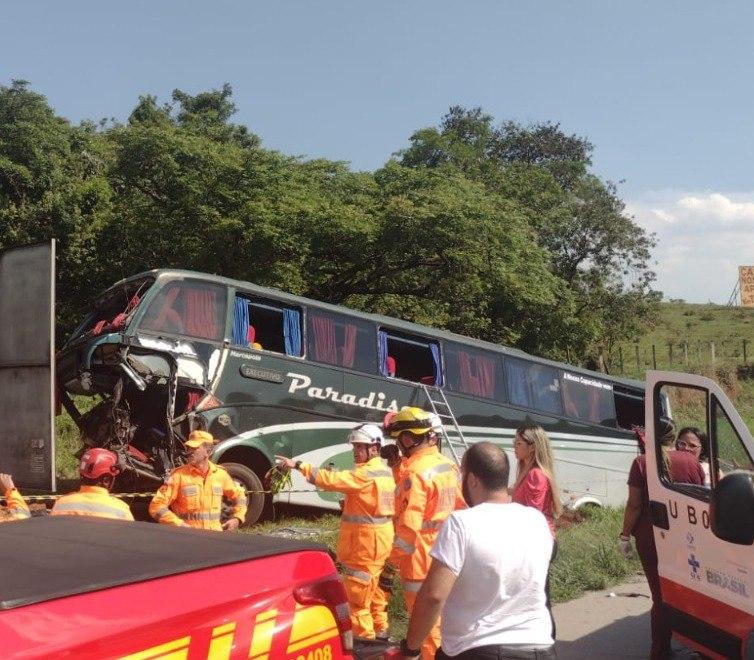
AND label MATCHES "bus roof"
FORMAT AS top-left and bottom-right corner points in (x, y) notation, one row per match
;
(101, 268), (645, 391)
